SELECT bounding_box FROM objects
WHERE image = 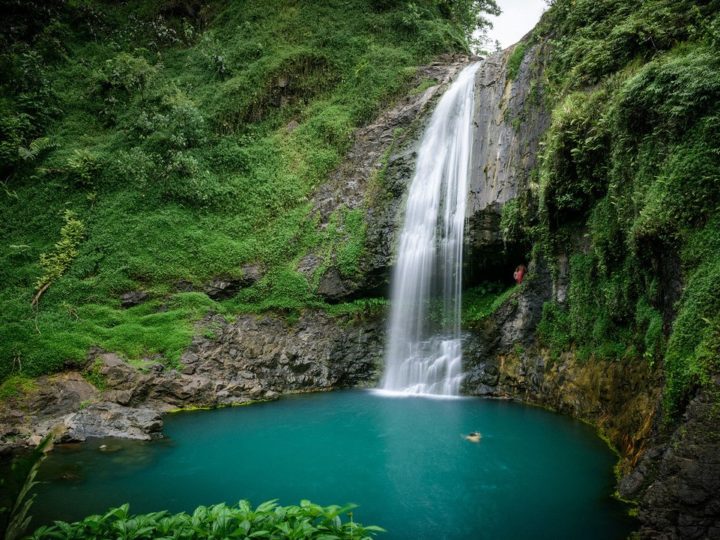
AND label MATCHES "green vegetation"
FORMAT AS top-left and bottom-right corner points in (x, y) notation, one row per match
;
(462, 283), (517, 325)
(0, 0), (498, 381)
(525, 0), (720, 415)
(29, 500), (383, 540)
(0, 375), (36, 401)
(1, 434), (53, 540)
(32, 210), (85, 306)
(506, 42), (527, 80)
